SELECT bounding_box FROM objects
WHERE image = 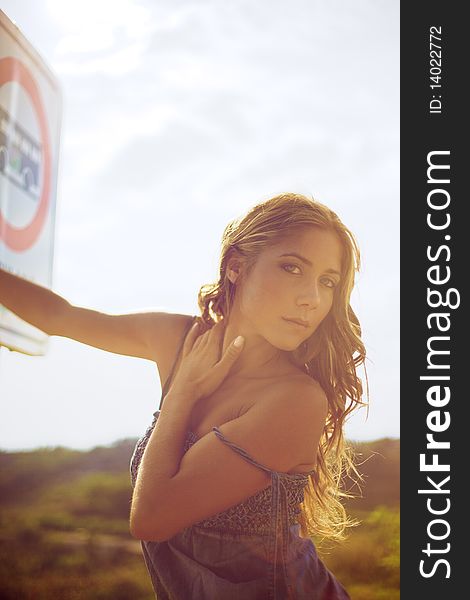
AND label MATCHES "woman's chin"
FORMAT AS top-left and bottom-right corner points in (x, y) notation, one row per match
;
(275, 340), (302, 352)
